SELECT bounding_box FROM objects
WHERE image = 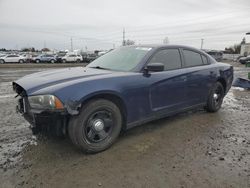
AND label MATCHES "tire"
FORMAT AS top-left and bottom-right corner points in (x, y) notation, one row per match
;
(68, 99), (122, 153)
(0, 59), (4, 64)
(76, 59), (81, 63)
(19, 59), (24, 64)
(62, 59), (67, 63)
(50, 59), (55, 64)
(206, 82), (225, 112)
(35, 59), (40, 63)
